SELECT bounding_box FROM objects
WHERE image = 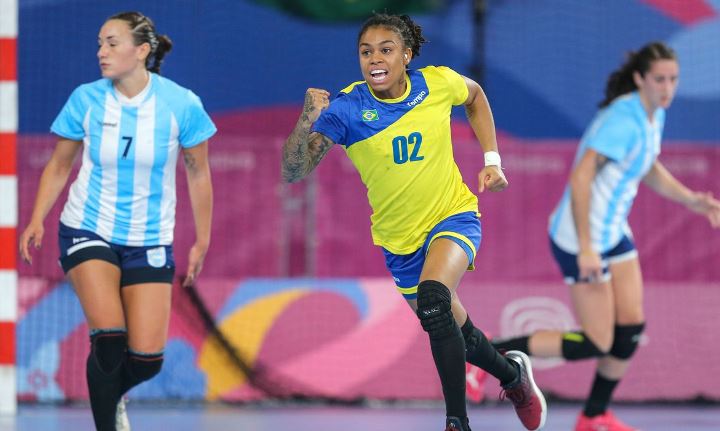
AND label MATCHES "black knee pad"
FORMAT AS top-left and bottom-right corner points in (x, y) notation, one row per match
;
(89, 330), (127, 374)
(416, 280), (457, 340)
(127, 352), (164, 383)
(609, 323), (645, 359)
(561, 331), (606, 360)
